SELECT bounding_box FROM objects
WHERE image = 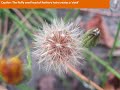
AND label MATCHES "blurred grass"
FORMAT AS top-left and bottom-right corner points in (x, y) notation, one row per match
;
(64, 9), (80, 23)
(84, 48), (120, 79)
(0, 9), (56, 54)
(16, 84), (34, 90)
(109, 22), (120, 62)
(3, 9), (33, 38)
